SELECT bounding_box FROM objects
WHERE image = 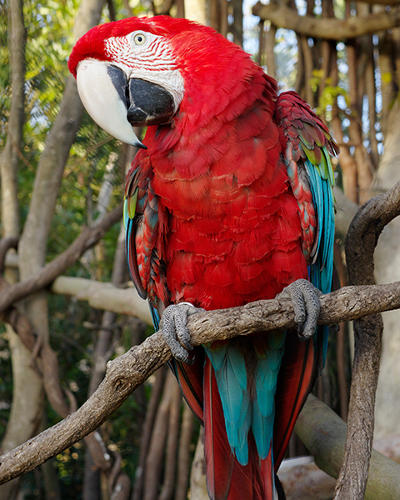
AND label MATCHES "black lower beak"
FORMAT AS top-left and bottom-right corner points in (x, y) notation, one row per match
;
(127, 78), (175, 127)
